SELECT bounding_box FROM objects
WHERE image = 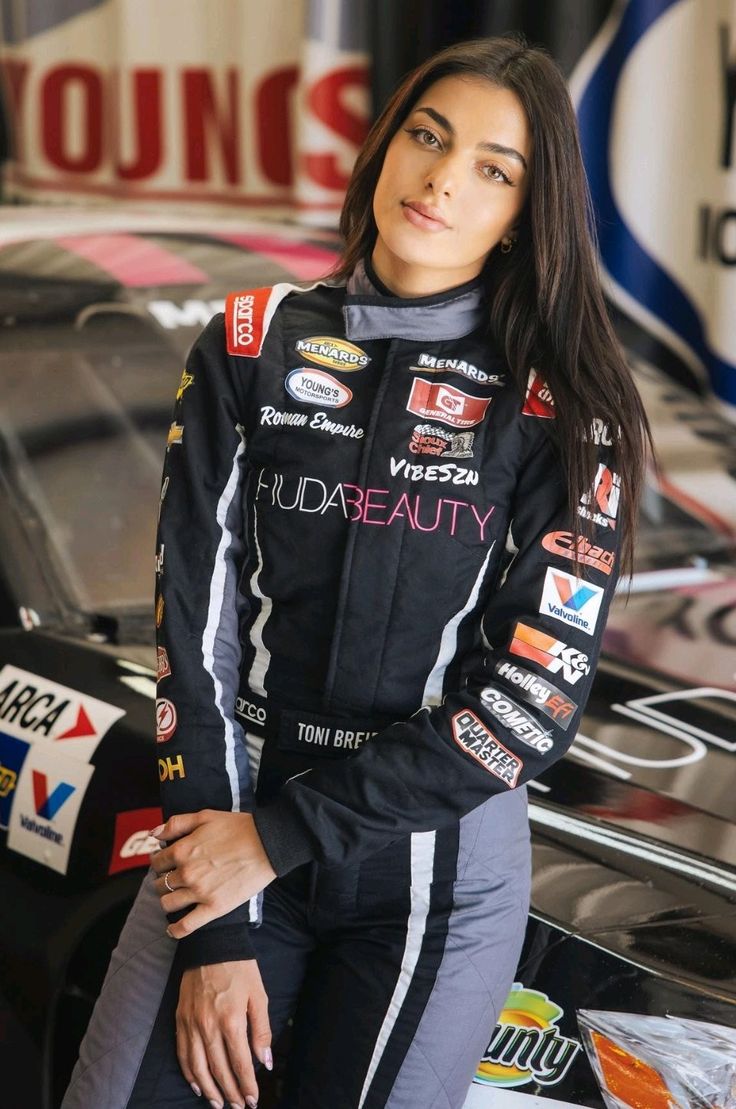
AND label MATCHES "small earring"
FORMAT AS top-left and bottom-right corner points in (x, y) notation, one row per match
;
(500, 237), (514, 254)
